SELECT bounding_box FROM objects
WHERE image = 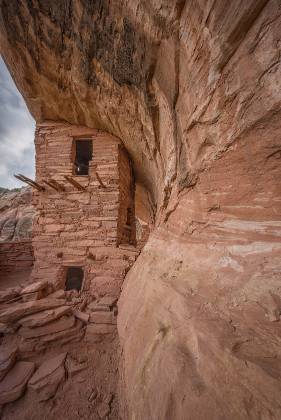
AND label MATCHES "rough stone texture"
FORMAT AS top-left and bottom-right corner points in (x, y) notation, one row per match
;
(0, 241), (34, 277)
(90, 312), (116, 325)
(0, 188), (35, 242)
(19, 316), (75, 339)
(0, 188), (34, 280)
(28, 353), (66, 401)
(0, 345), (17, 381)
(0, 298), (66, 323)
(0, 361), (35, 405)
(0, 287), (21, 303)
(31, 121), (136, 297)
(0, 1), (281, 419)
(19, 306), (71, 328)
(21, 280), (48, 295)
